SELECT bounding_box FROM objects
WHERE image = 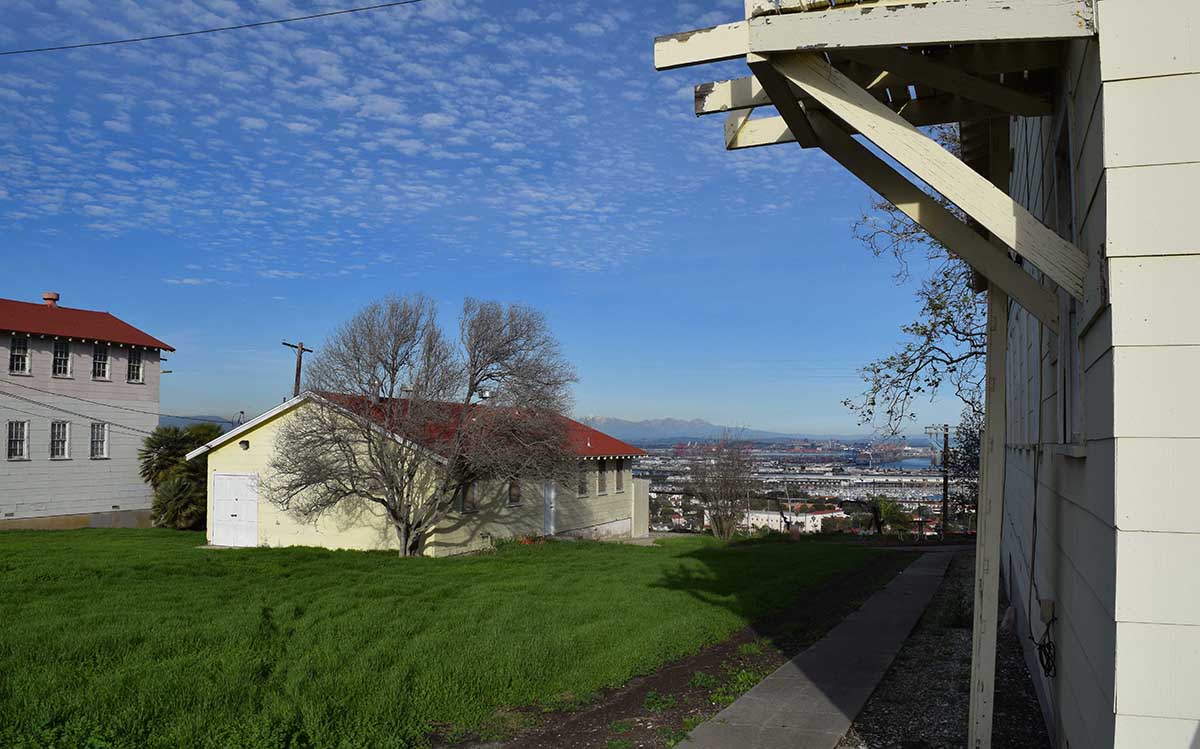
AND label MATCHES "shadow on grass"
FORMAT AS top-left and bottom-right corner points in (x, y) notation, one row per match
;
(649, 534), (930, 744)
